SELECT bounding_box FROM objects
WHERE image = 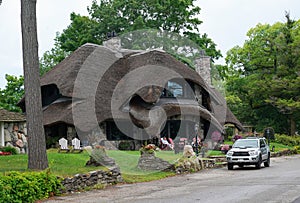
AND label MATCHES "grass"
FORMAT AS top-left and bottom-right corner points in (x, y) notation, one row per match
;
(206, 150), (224, 156)
(0, 149), (179, 183)
(269, 142), (294, 152)
(107, 150), (178, 183)
(0, 150), (105, 177)
(0, 141), (296, 183)
(0, 154), (28, 173)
